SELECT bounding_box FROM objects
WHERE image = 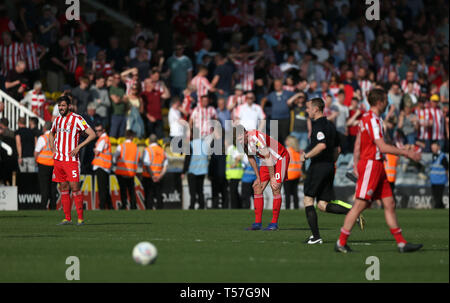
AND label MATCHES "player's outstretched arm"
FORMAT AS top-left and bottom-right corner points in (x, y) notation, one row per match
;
(374, 138), (421, 162)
